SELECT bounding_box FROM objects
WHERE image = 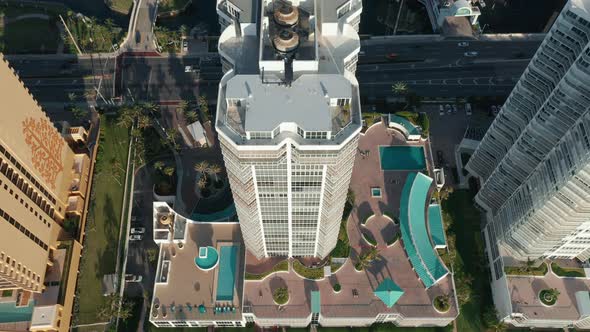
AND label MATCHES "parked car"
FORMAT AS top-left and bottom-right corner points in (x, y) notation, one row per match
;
(386, 53), (398, 60)
(125, 274), (143, 282)
(129, 234), (143, 241)
(452, 105), (458, 114)
(464, 51), (479, 57)
(465, 103), (472, 116)
(457, 42), (469, 47)
(436, 150), (444, 166)
(130, 227), (145, 234)
(185, 65), (194, 73)
(445, 104), (452, 114)
(439, 105), (445, 116)
(183, 40), (189, 52)
(359, 50), (365, 56)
